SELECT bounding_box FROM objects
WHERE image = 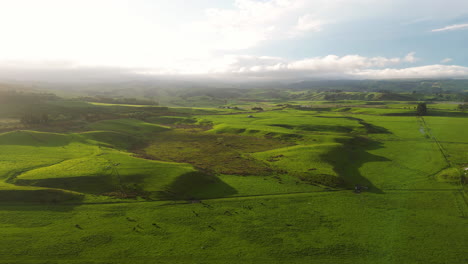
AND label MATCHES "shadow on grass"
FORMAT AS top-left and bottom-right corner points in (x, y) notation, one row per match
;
(0, 189), (84, 210)
(315, 116), (392, 134)
(157, 171), (238, 200)
(321, 137), (389, 194)
(14, 171), (237, 202)
(385, 110), (468, 118)
(15, 175), (117, 195)
(0, 130), (72, 147)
